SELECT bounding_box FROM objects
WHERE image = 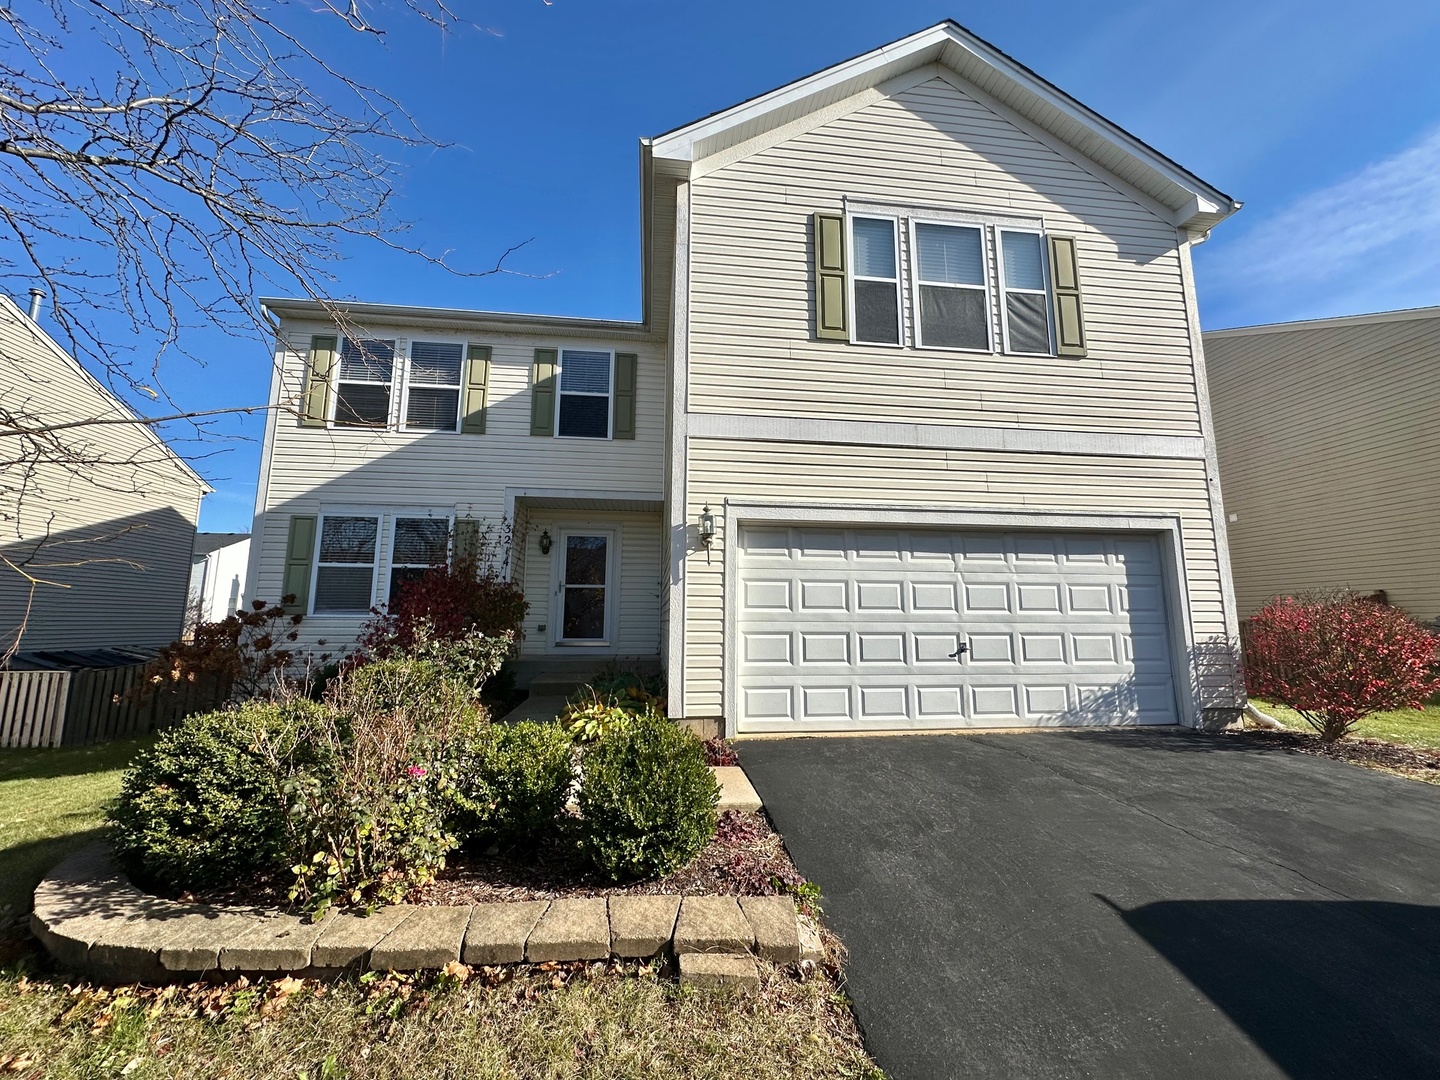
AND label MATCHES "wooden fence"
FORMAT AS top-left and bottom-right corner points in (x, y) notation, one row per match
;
(0, 663), (230, 748)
